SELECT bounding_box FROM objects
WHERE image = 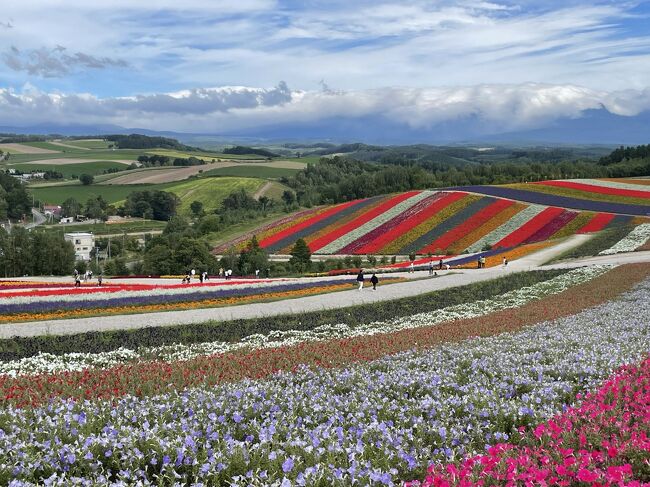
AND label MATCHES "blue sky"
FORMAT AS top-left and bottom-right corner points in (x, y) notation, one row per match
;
(0, 0), (649, 134)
